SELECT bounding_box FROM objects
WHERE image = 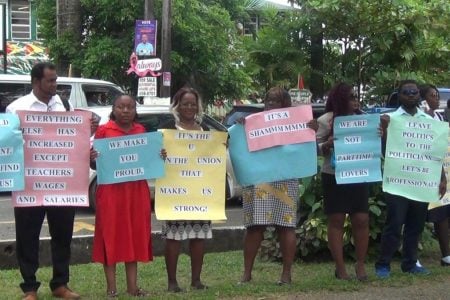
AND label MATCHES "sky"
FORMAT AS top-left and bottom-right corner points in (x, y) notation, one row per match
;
(266, 0), (293, 6)
(266, 0), (298, 8)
